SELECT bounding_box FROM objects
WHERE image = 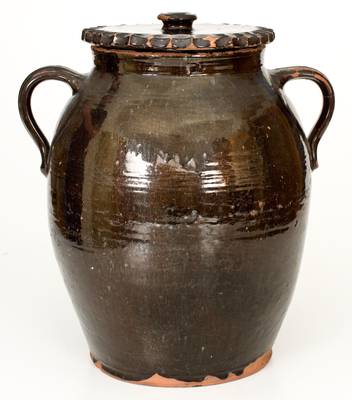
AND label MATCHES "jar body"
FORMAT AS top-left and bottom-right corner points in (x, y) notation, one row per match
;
(49, 49), (310, 383)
